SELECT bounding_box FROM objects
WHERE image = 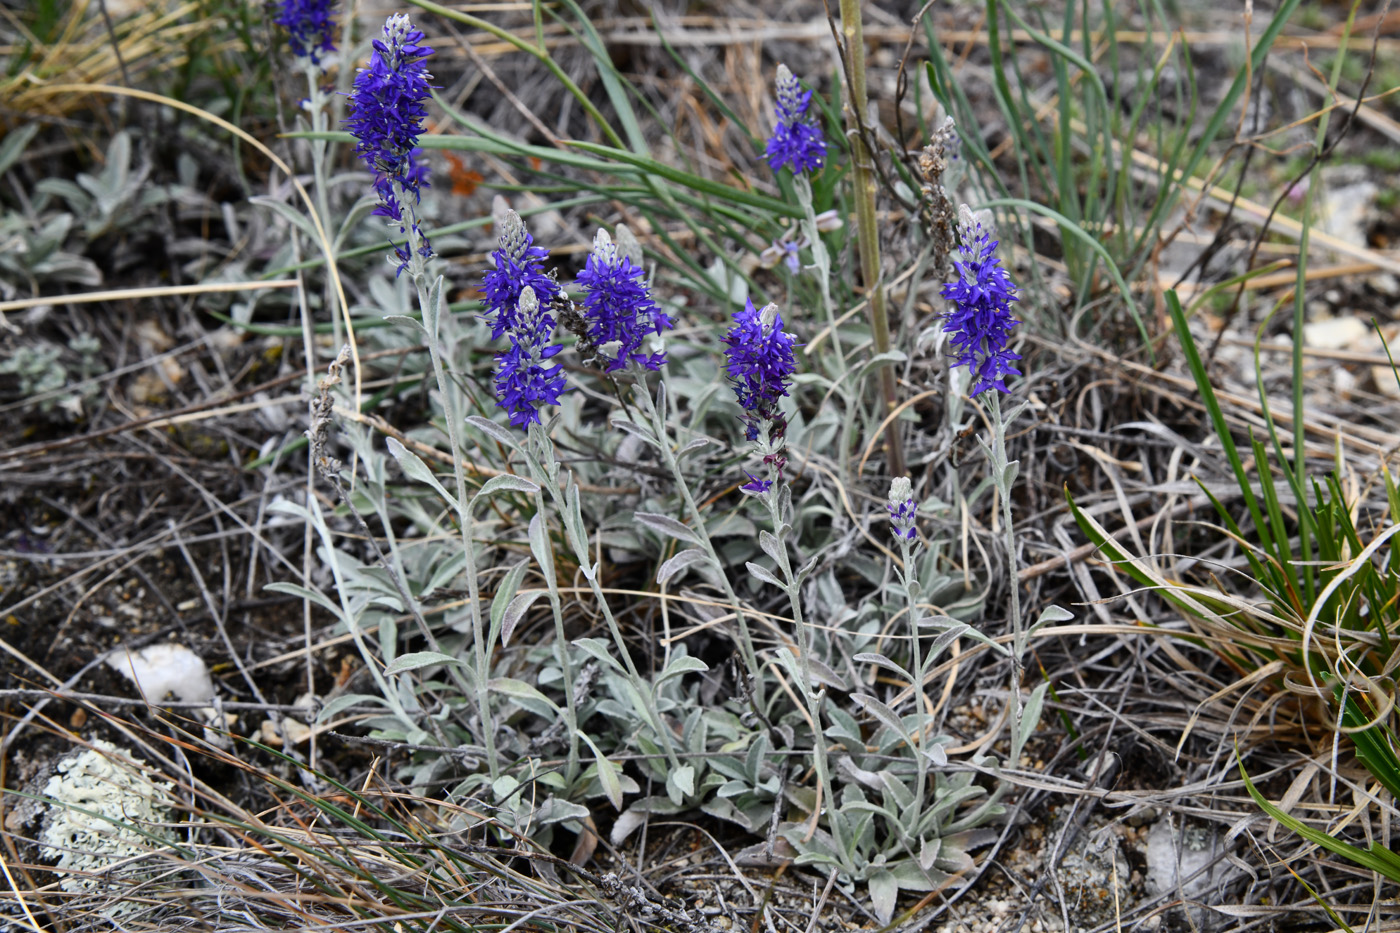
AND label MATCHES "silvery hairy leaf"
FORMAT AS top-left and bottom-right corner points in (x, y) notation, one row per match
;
(488, 677), (557, 714)
(251, 195), (320, 243)
(918, 615), (1007, 656)
(853, 651), (913, 686)
(571, 637), (625, 673)
(265, 581), (343, 623)
(500, 589), (546, 647)
(528, 512), (556, 589)
(1027, 604), (1074, 638)
(657, 547), (712, 585)
(666, 765), (695, 804)
(578, 731), (623, 811)
(677, 435), (714, 457)
(562, 479), (590, 564)
(774, 646), (812, 696)
(385, 437), (457, 510)
(317, 693), (385, 722)
(634, 511), (701, 546)
(1001, 458), (1020, 489)
(759, 530), (783, 565)
(424, 275), (444, 339)
(746, 561), (785, 590)
(868, 869), (897, 924)
(807, 656), (848, 691)
(384, 651), (463, 675)
(611, 418), (662, 448)
(1016, 681), (1050, 759)
(657, 655), (709, 685)
(851, 693), (913, 748)
(536, 797), (590, 825)
(382, 314), (429, 340)
(465, 415), (519, 449)
(473, 473), (540, 503)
